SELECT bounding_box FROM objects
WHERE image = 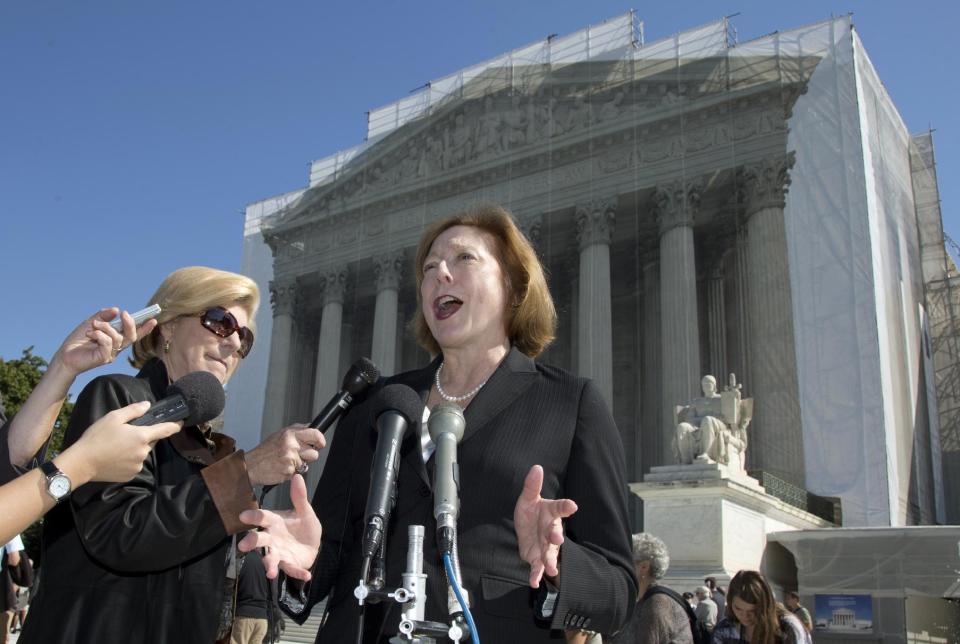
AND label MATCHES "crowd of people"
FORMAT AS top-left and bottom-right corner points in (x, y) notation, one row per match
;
(569, 533), (815, 643)
(0, 204), (817, 643)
